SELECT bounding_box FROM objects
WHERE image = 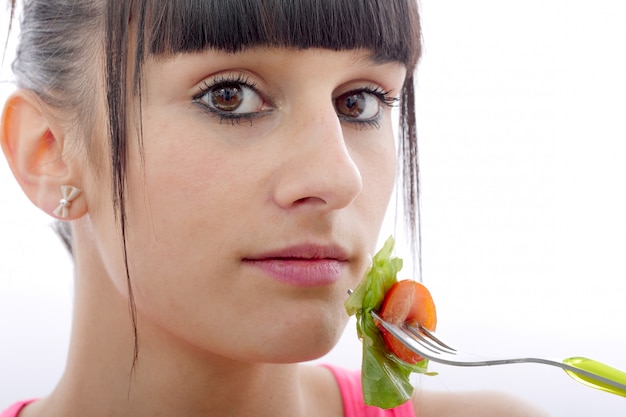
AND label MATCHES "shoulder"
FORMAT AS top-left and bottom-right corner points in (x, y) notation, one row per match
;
(411, 390), (551, 417)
